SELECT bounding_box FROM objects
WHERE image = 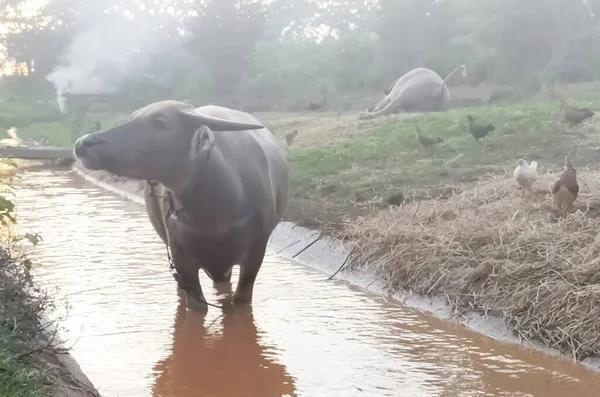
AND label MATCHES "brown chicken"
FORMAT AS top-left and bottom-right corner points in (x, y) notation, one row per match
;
(285, 130), (298, 146)
(551, 156), (579, 217)
(415, 126), (443, 149)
